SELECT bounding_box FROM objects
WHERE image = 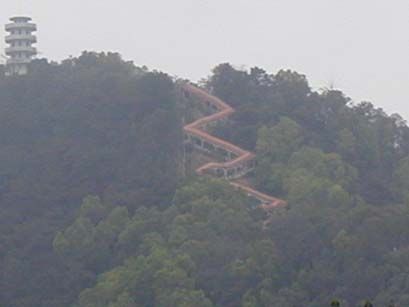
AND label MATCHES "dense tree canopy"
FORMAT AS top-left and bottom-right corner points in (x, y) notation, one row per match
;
(55, 178), (278, 307)
(0, 52), (181, 306)
(204, 63), (409, 306)
(1, 58), (409, 306)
